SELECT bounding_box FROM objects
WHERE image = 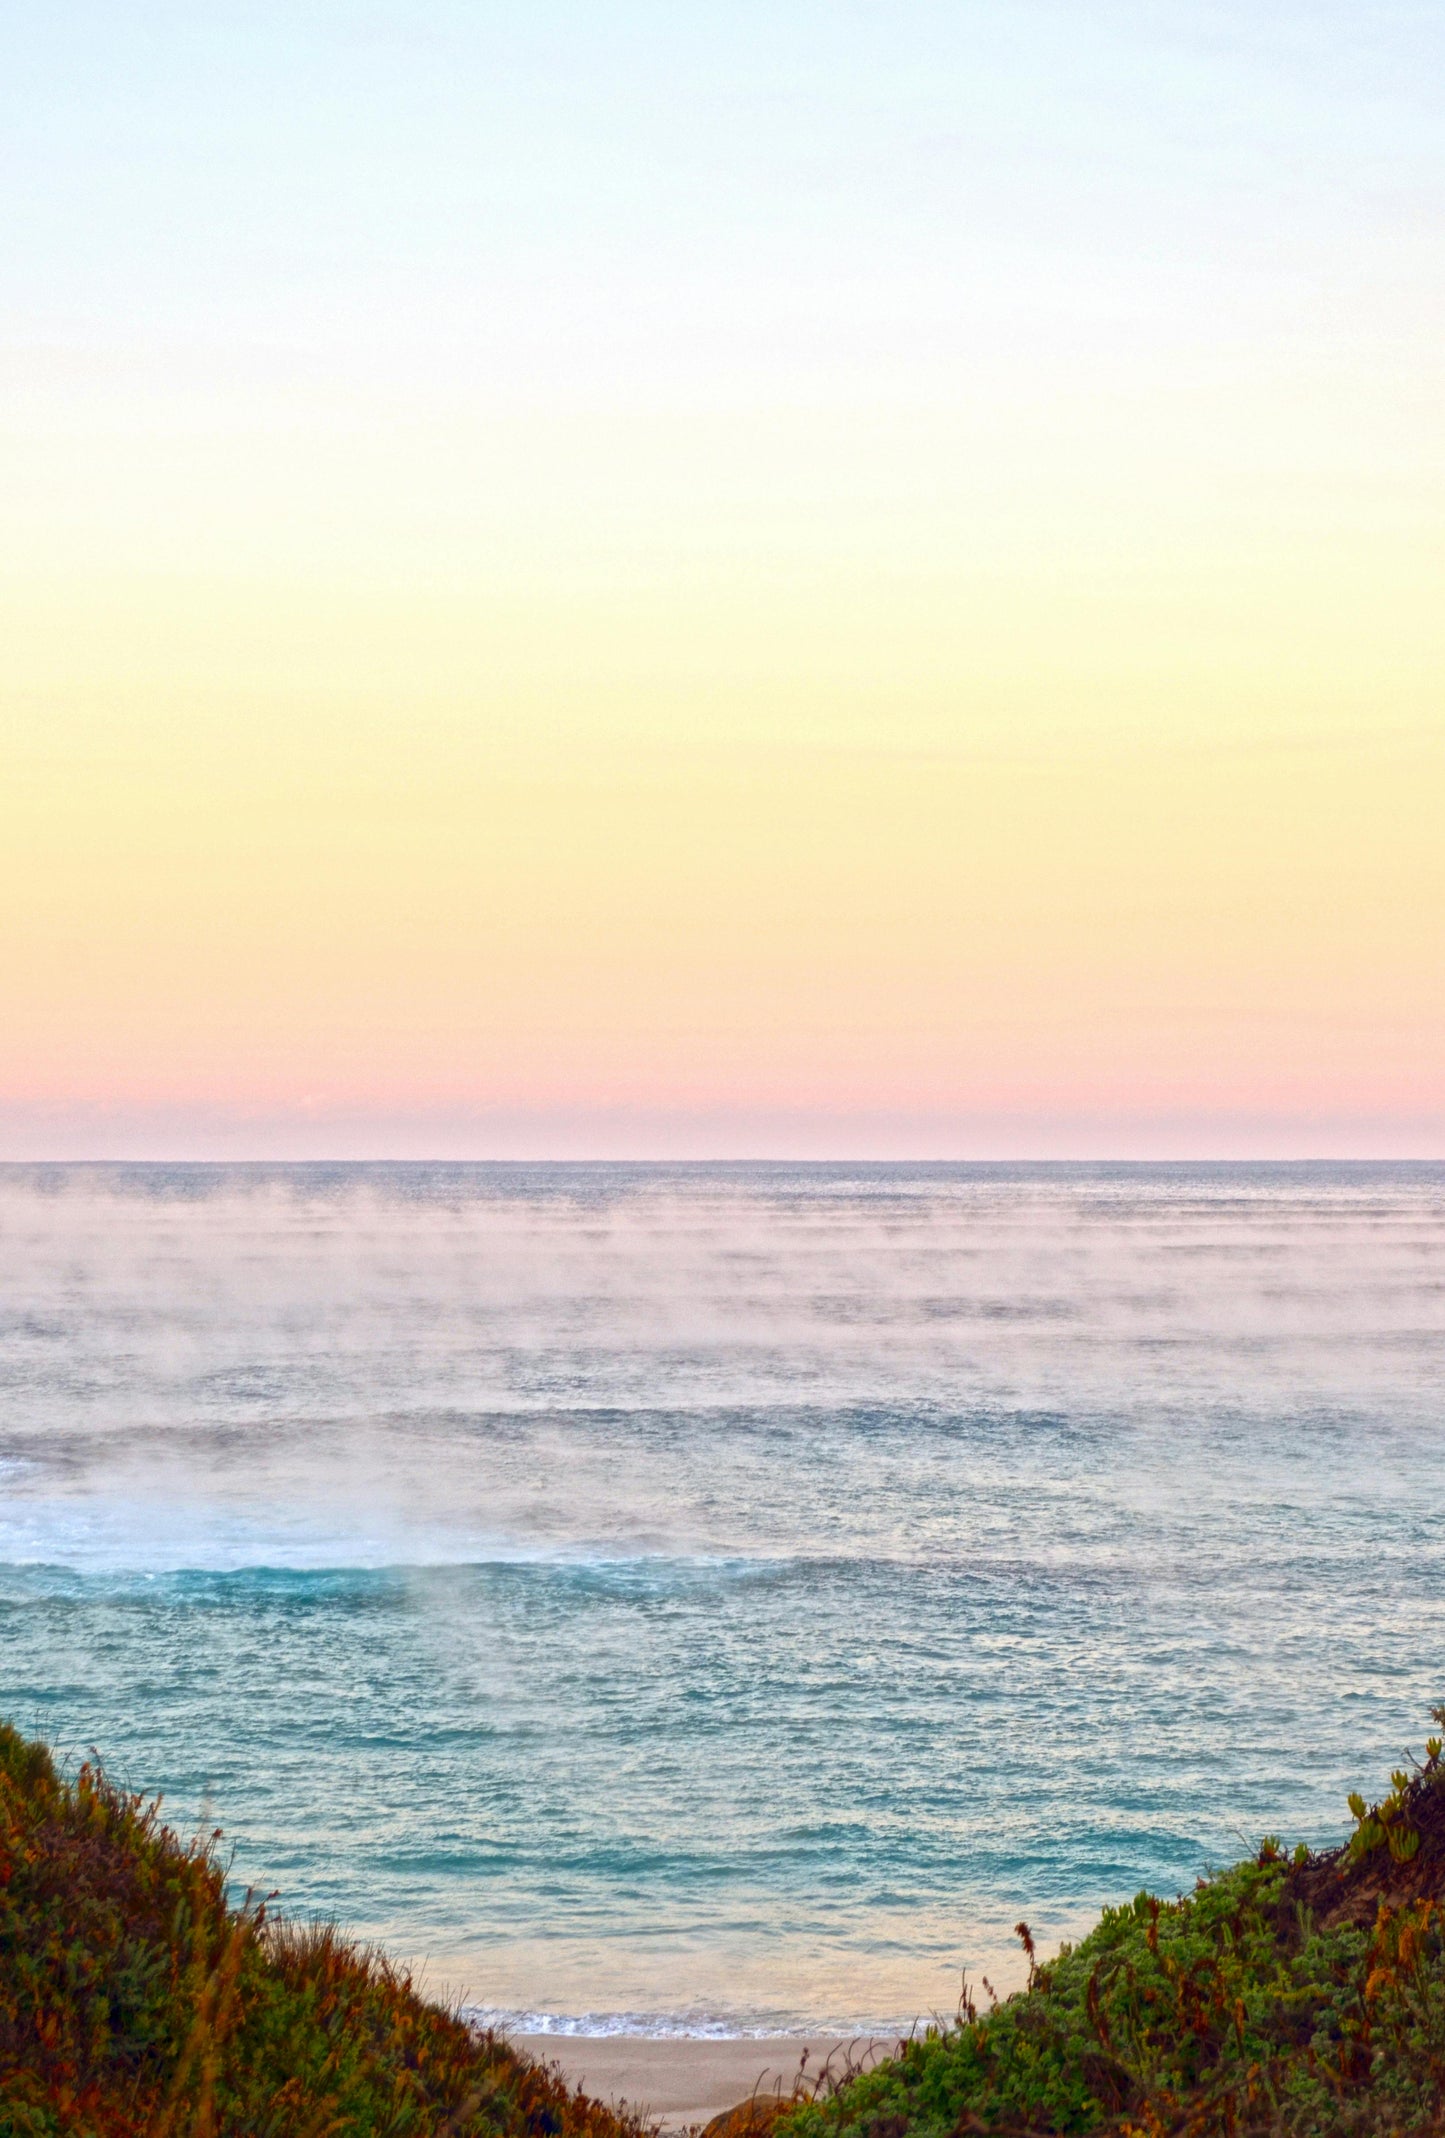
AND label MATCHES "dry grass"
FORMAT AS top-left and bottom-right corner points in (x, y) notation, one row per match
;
(0, 1721), (652, 2138)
